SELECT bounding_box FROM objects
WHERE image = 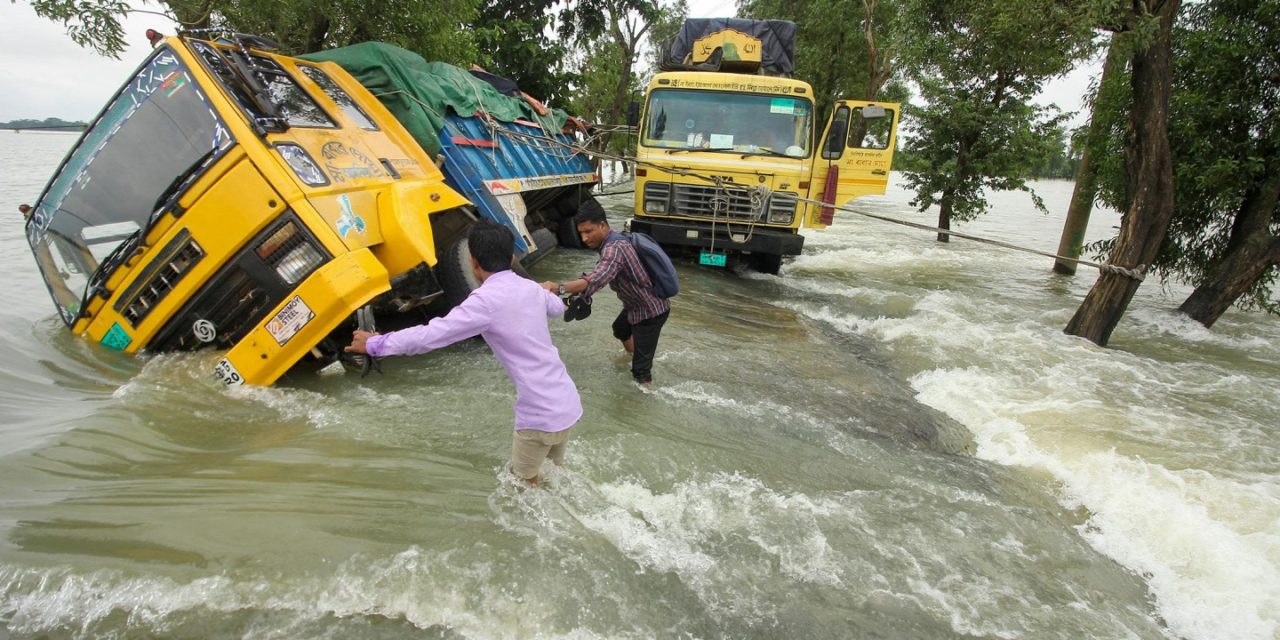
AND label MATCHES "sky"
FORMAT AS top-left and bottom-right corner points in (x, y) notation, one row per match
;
(0, 0), (1098, 126)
